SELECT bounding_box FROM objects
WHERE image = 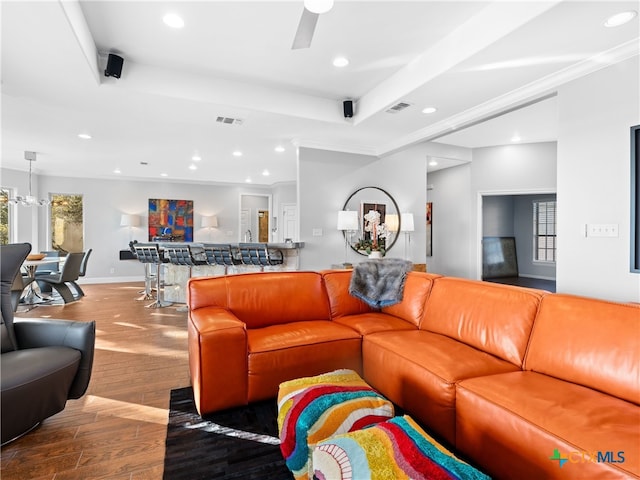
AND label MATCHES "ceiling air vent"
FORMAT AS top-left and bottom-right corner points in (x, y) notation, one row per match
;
(216, 116), (244, 125)
(385, 102), (413, 114)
